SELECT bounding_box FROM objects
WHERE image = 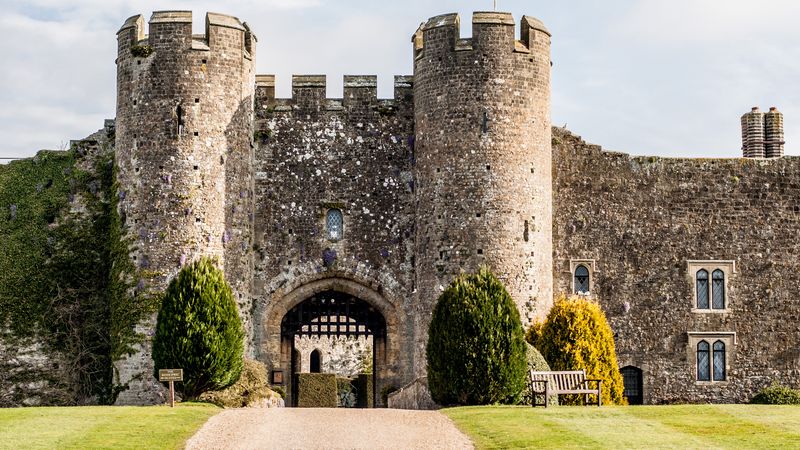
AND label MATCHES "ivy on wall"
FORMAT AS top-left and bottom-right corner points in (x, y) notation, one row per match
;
(0, 134), (156, 405)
